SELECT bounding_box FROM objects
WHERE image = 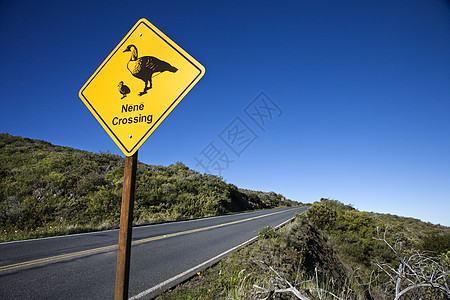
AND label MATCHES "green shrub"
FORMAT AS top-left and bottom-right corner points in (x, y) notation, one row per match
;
(305, 199), (337, 230)
(420, 232), (450, 254)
